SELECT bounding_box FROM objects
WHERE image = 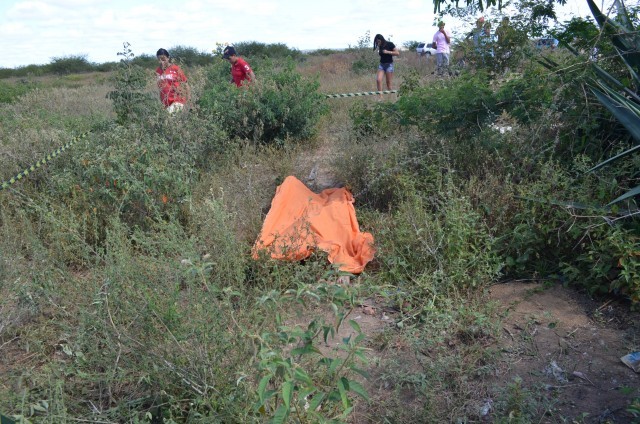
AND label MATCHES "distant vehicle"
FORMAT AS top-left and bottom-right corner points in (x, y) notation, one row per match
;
(416, 42), (437, 56)
(535, 38), (559, 49)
